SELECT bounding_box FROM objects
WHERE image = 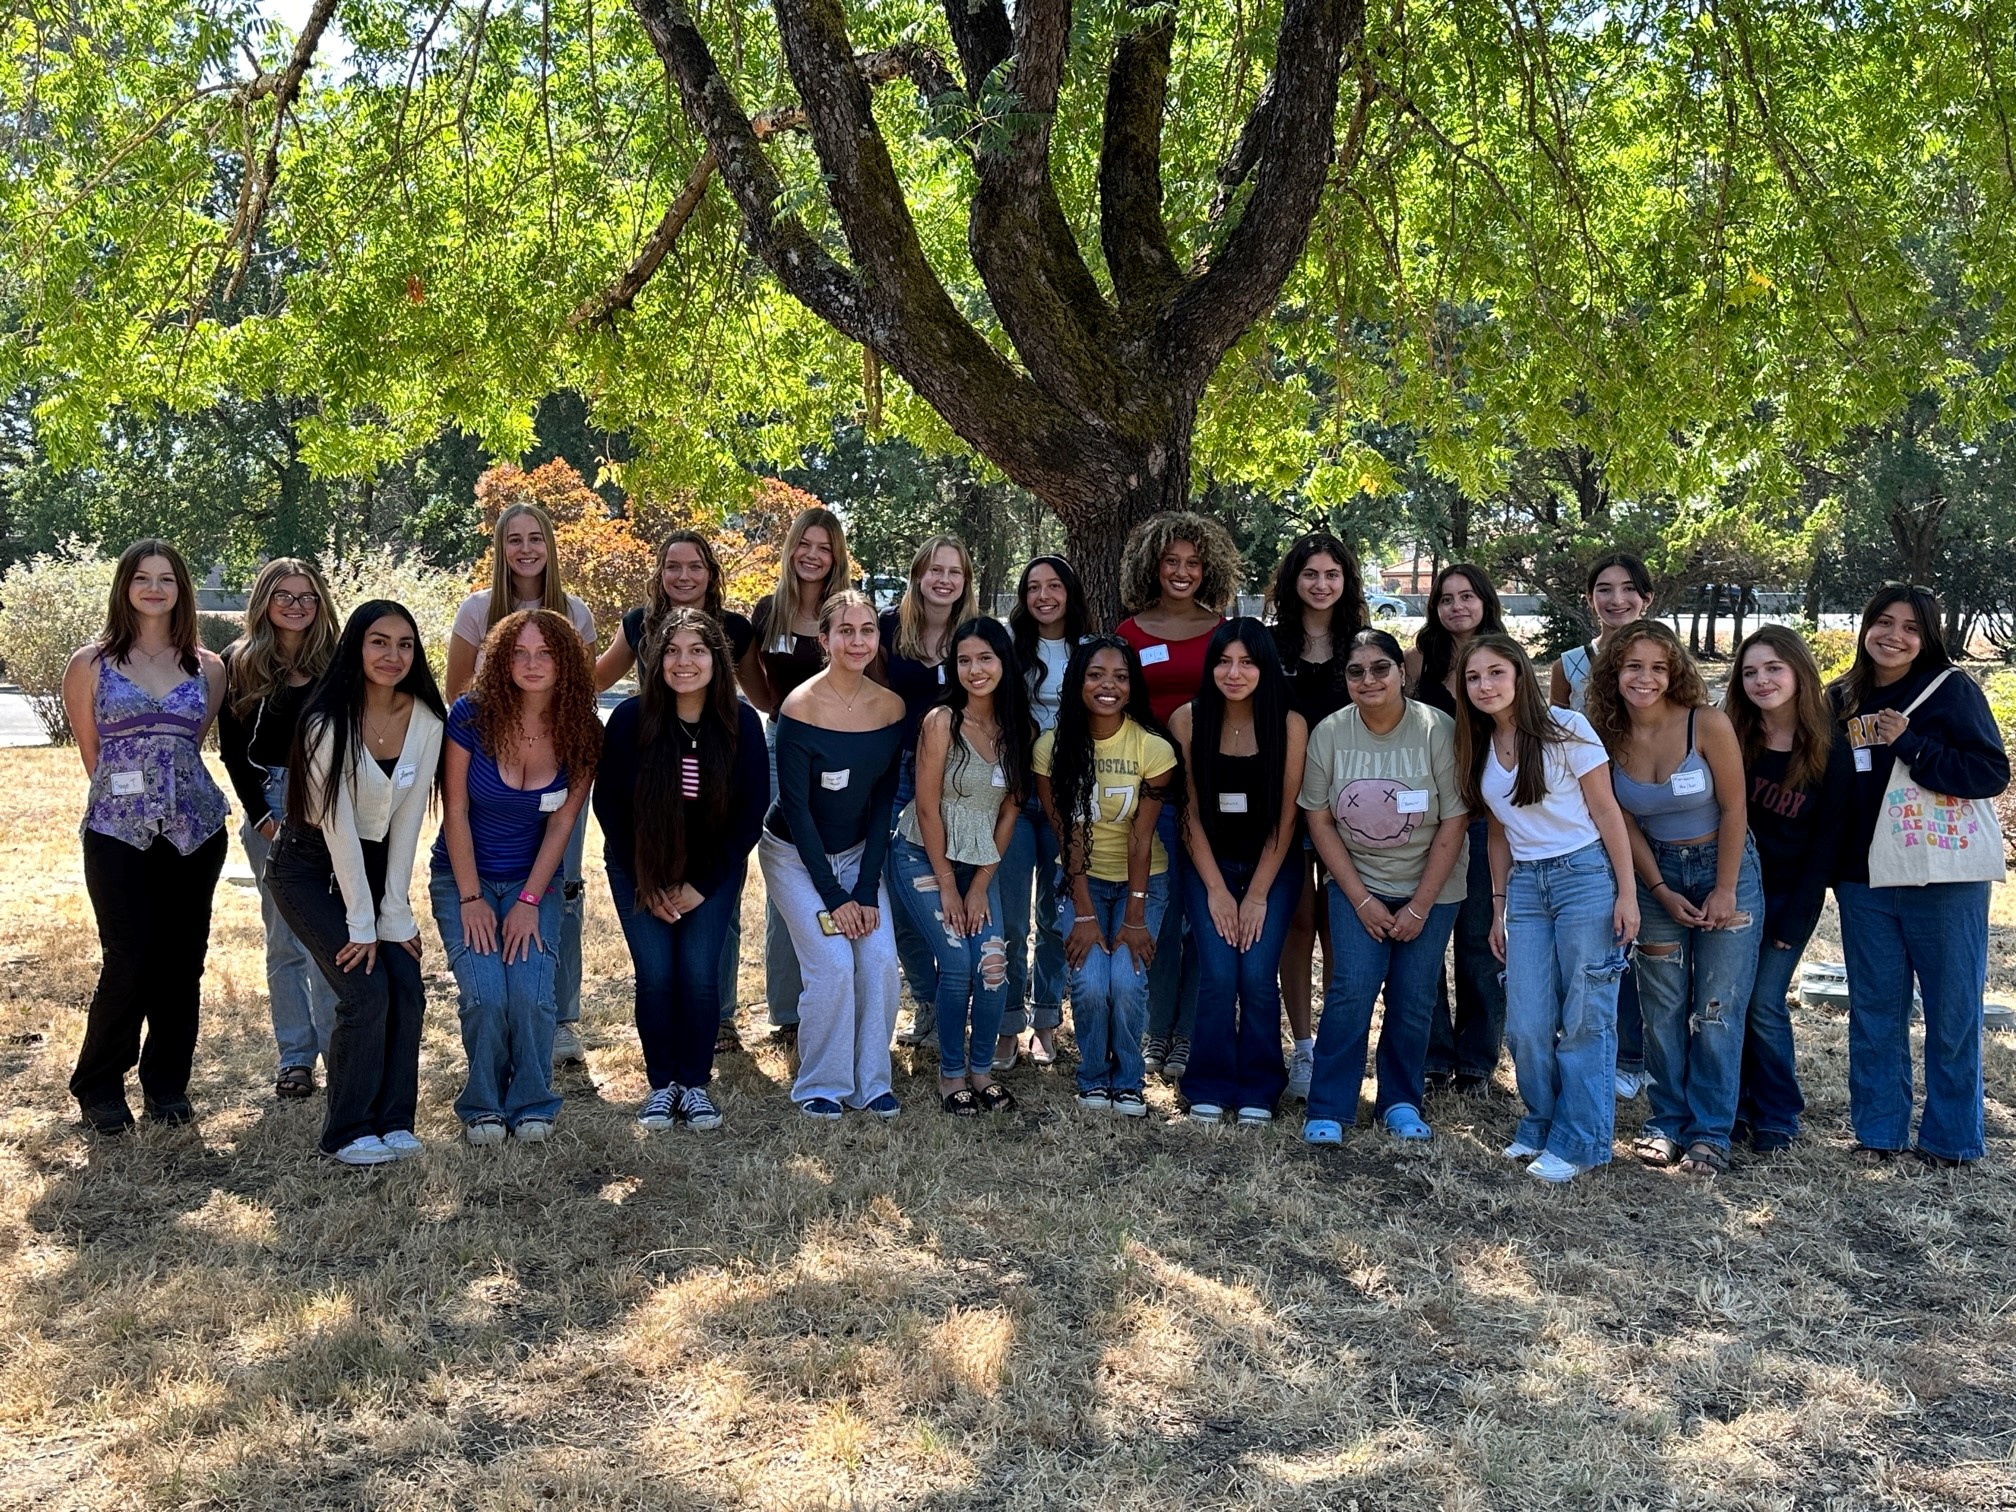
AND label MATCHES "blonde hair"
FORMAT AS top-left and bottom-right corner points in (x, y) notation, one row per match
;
(485, 502), (570, 631)
(894, 534), (976, 660)
(227, 557), (340, 717)
(765, 507), (850, 650)
(1118, 510), (1243, 615)
(818, 588), (878, 639)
